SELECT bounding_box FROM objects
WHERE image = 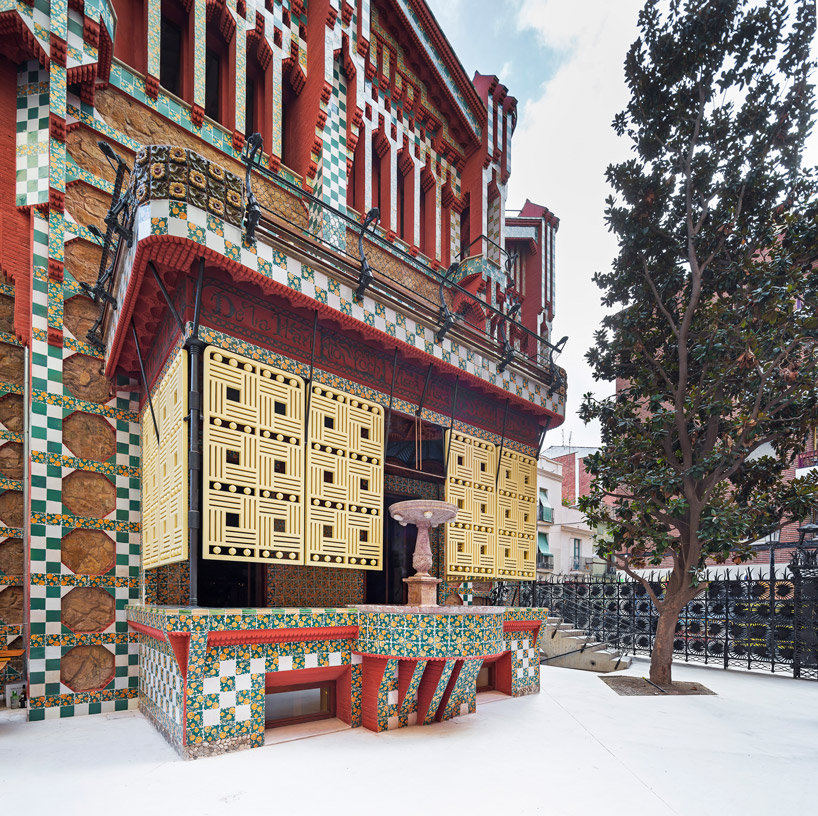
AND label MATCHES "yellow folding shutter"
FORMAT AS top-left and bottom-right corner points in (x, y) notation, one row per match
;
(141, 348), (188, 569)
(305, 383), (383, 569)
(497, 449), (537, 580)
(203, 347), (306, 564)
(444, 431), (497, 579)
